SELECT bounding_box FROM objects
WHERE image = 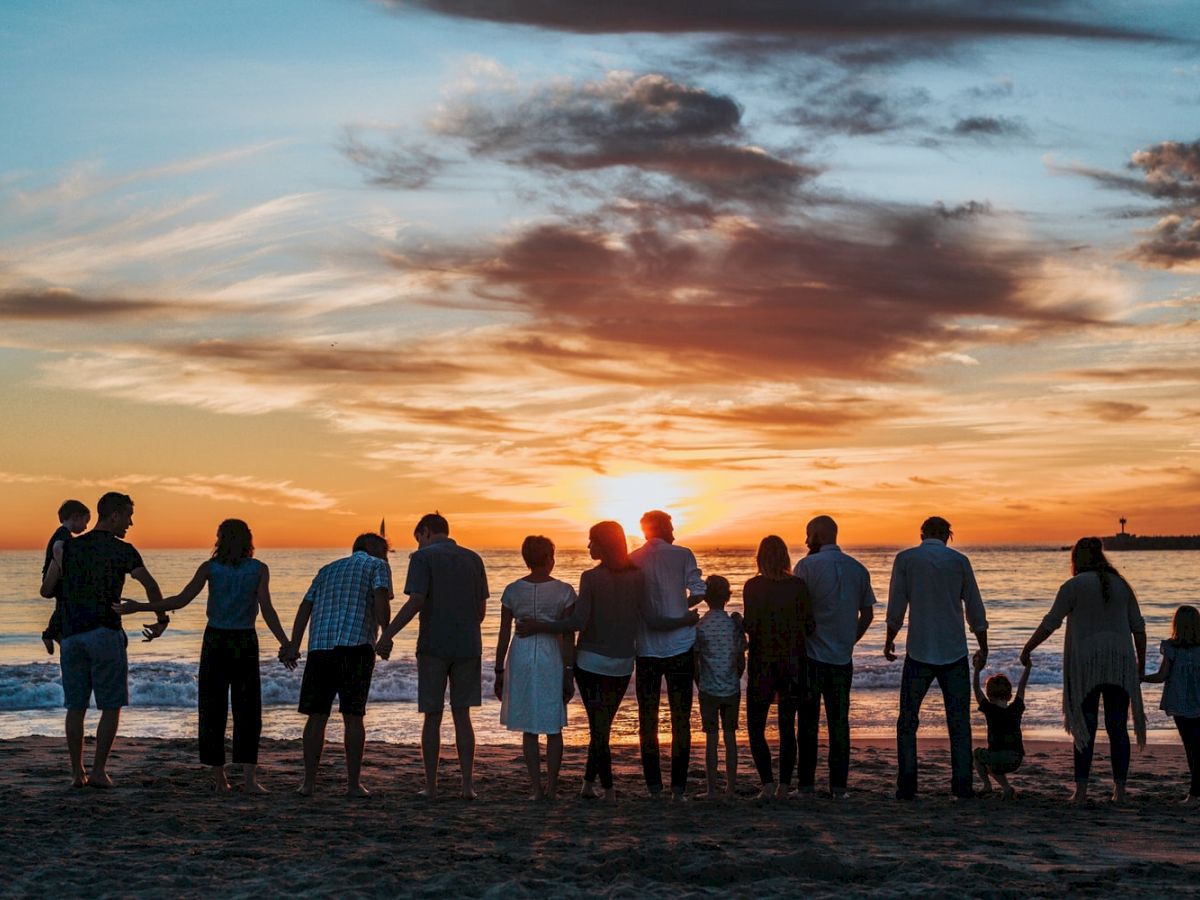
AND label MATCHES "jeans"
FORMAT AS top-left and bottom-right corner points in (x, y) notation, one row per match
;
(1073, 684), (1130, 783)
(575, 667), (631, 790)
(746, 658), (798, 785)
(636, 650), (694, 794)
(1175, 715), (1200, 797)
(198, 627), (262, 767)
(798, 659), (853, 791)
(896, 655), (973, 799)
